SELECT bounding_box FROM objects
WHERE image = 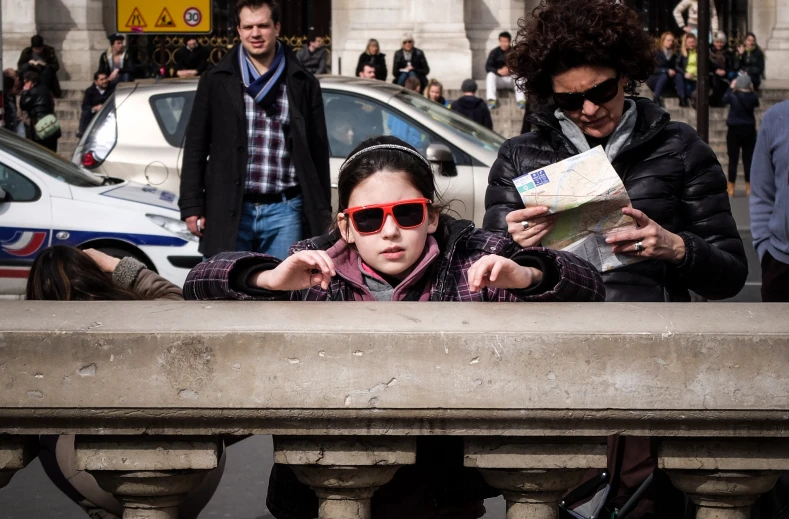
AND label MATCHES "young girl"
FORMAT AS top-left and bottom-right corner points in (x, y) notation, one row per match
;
(185, 135), (604, 518)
